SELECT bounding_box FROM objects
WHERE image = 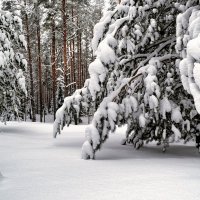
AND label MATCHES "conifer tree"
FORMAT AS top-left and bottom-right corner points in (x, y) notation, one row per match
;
(176, 4), (200, 114)
(54, 0), (200, 159)
(0, 9), (27, 122)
